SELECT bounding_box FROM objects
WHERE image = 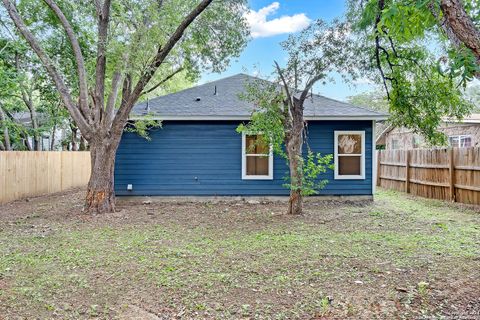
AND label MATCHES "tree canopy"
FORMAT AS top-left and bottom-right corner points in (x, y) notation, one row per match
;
(347, 0), (479, 144)
(1, 0), (249, 212)
(347, 88), (389, 112)
(237, 20), (355, 214)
